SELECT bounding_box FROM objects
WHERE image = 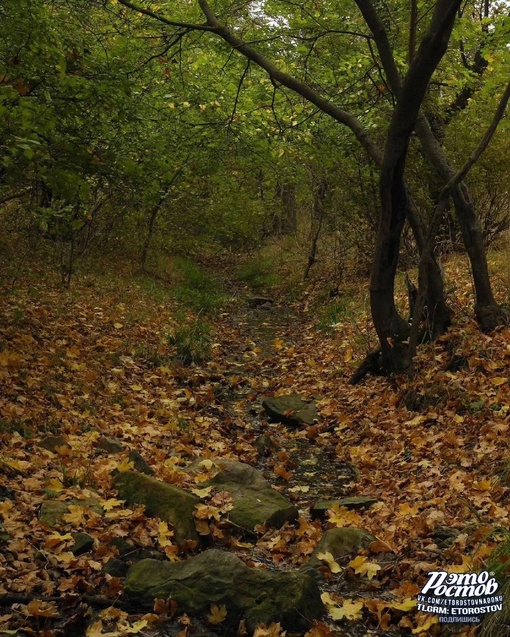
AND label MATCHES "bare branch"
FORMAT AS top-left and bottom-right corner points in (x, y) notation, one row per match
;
(227, 60), (250, 129)
(443, 81), (510, 194)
